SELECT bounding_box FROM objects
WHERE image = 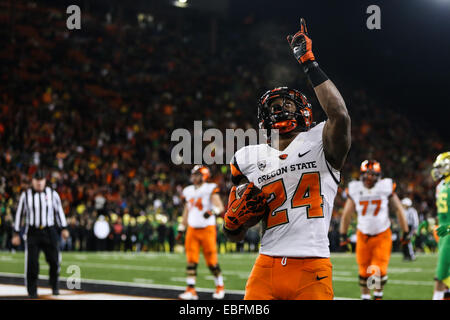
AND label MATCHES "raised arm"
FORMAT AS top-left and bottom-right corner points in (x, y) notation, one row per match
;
(315, 81), (351, 170)
(287, 18), (351, 170)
